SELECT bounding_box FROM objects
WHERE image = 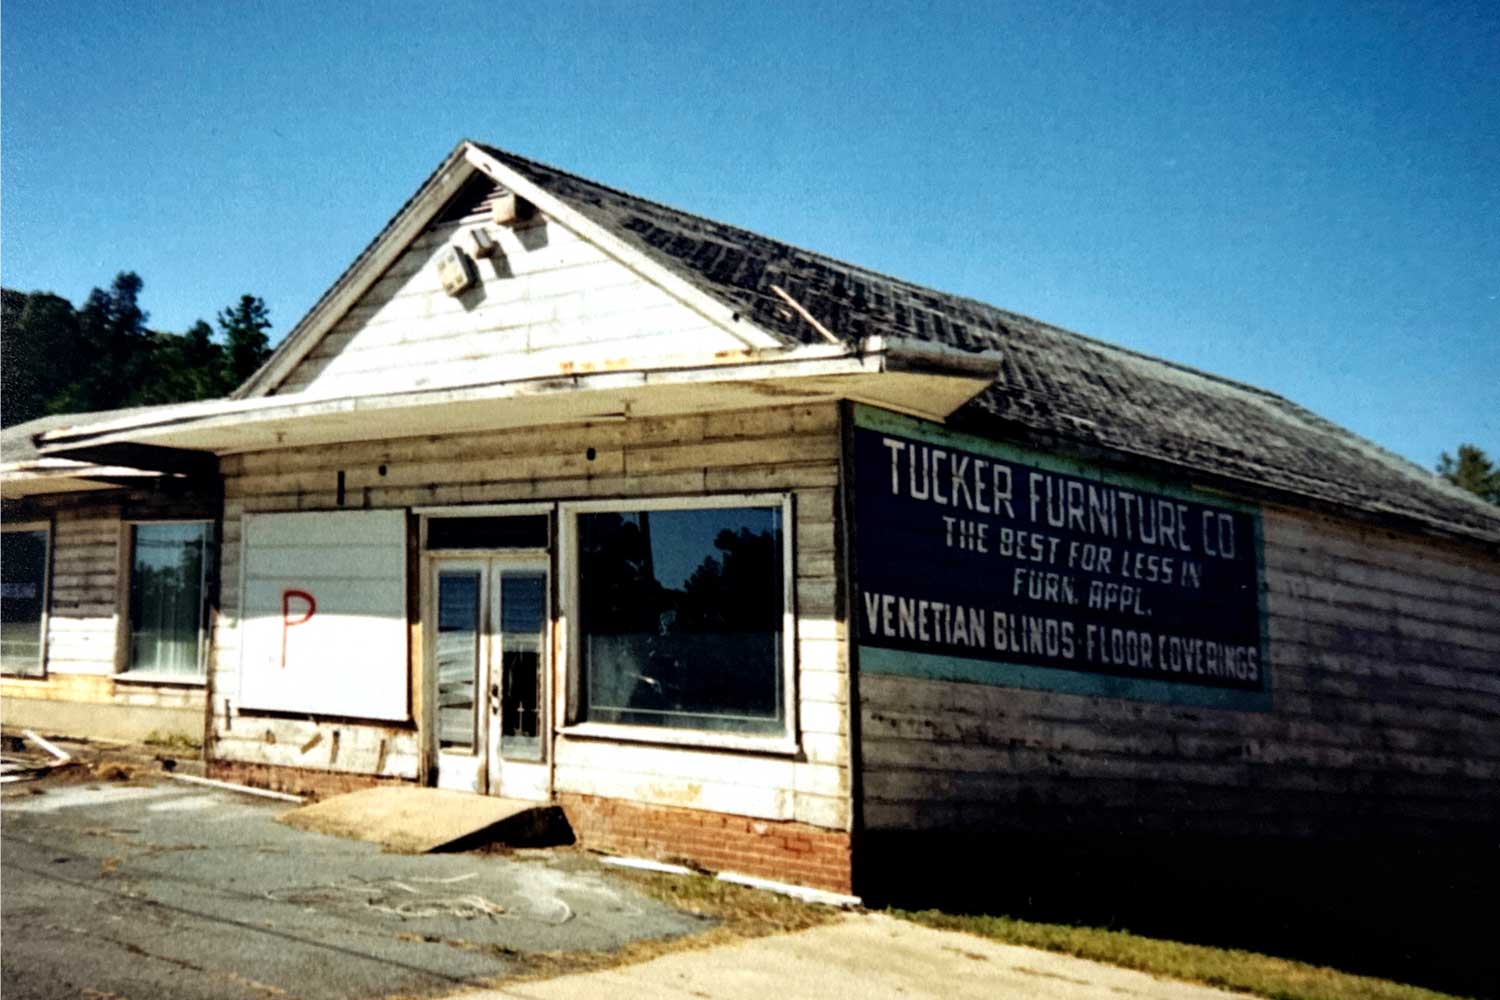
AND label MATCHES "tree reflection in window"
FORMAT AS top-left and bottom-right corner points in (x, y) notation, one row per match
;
(578, 506), (784, 734)
(127, 523), (211, 675)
